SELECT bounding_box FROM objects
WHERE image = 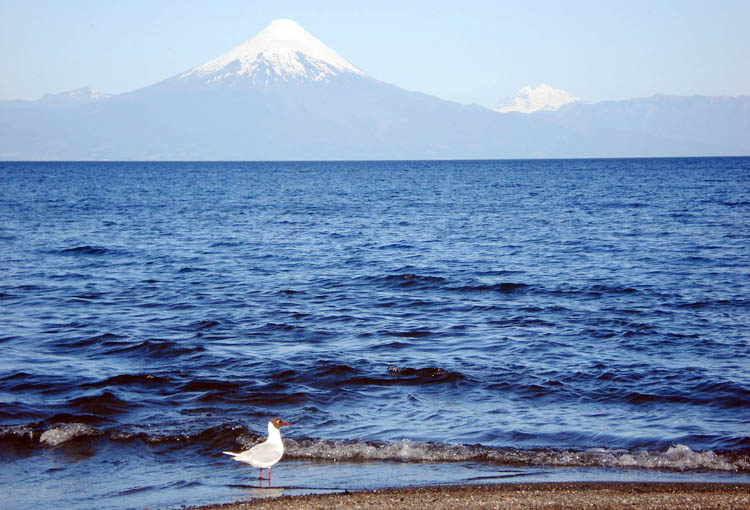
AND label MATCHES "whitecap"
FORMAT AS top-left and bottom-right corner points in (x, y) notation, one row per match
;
(39, 423), (101, 447)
